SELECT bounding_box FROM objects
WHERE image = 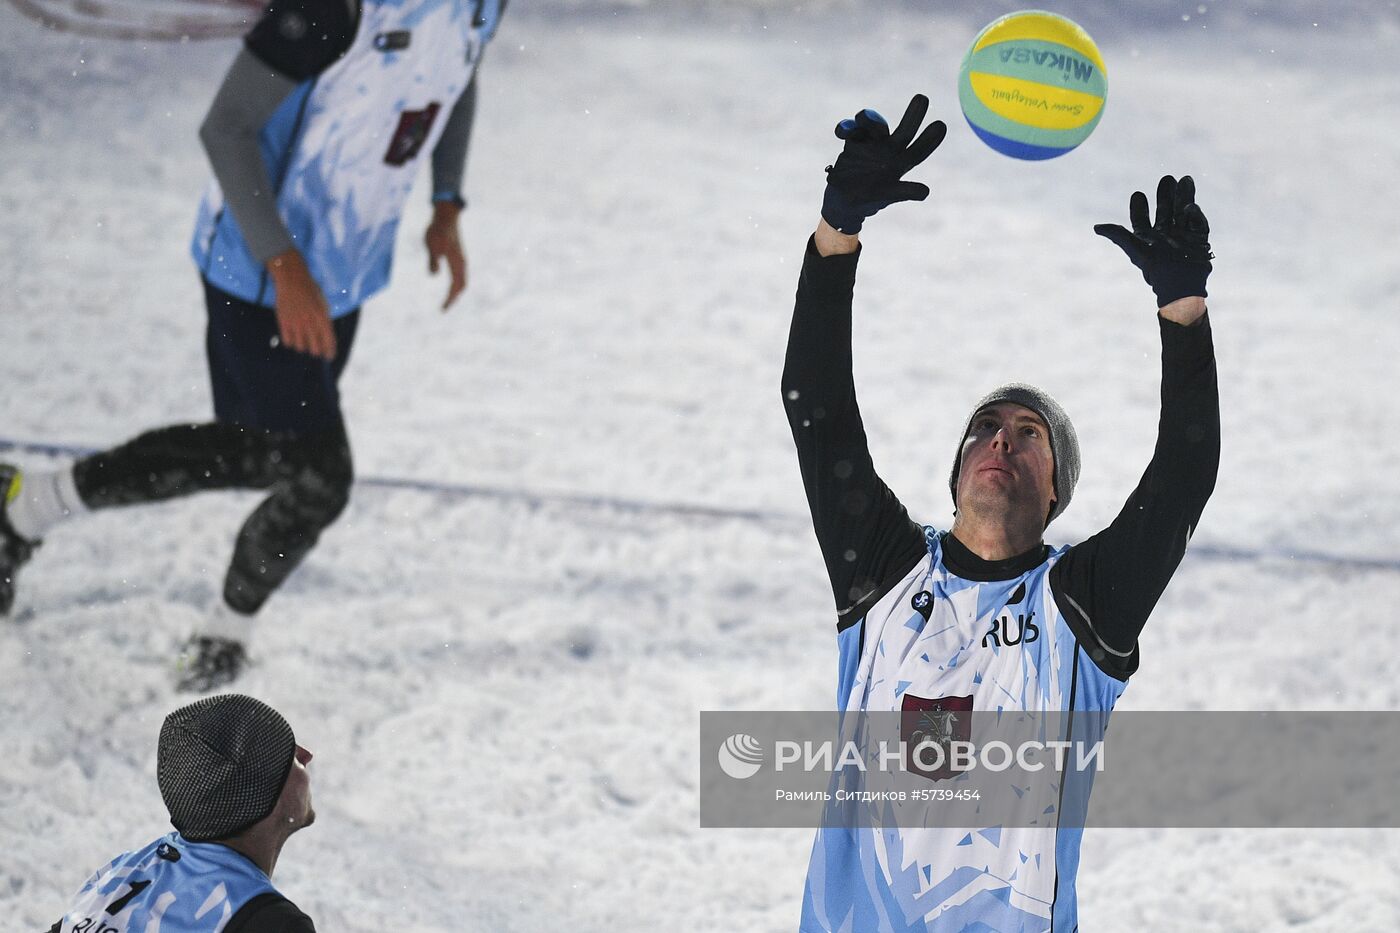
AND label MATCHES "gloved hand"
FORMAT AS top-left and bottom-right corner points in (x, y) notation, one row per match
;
(821, 94), (947, 235)
(1094, 174), (1213, 307)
